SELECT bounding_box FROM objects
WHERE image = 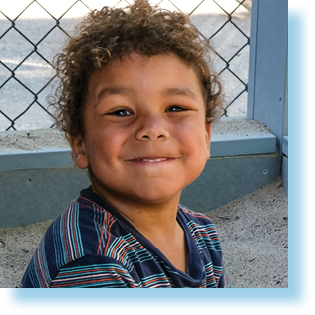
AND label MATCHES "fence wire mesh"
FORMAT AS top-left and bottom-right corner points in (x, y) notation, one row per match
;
(0, 0), (251, 131)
